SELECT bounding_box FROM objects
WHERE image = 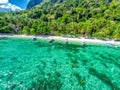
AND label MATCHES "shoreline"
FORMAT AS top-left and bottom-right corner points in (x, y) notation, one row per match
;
(0, 34), (120, 46)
